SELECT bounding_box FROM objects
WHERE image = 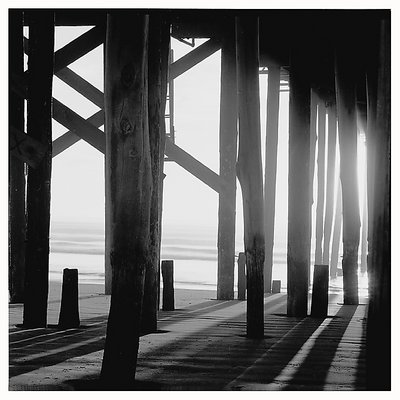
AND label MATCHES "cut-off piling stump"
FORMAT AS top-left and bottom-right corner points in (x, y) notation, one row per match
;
(58, 268), (80, 328)
(237, 252), (246, 300)
(272, 280), (281, 294)
(311, 264), (329, 318)
(161, 260), (174, 311)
